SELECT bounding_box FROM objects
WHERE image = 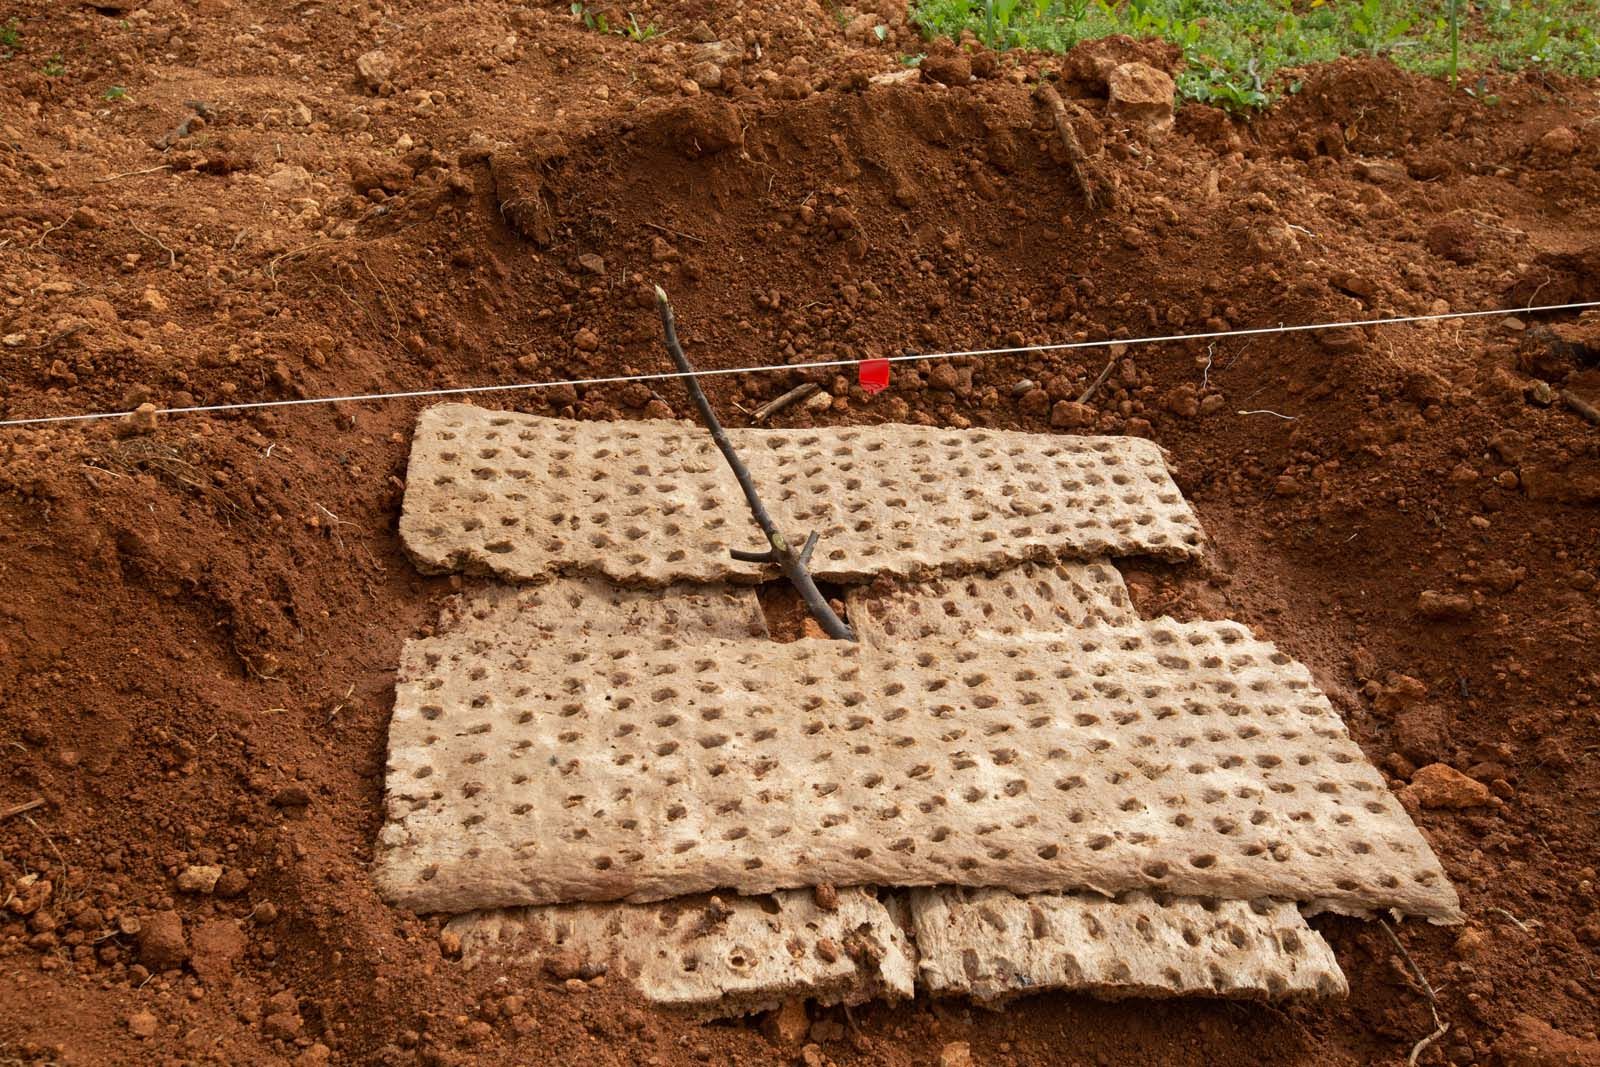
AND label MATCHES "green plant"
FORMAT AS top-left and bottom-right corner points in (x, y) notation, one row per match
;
(623, 13), (659, 40)
(570, 1), (610, 34)
(1445, 0), (1460, 87)
(42, 52), (64, 77)
(103, 84), (128, 101)
(1, 19), (20, 57)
